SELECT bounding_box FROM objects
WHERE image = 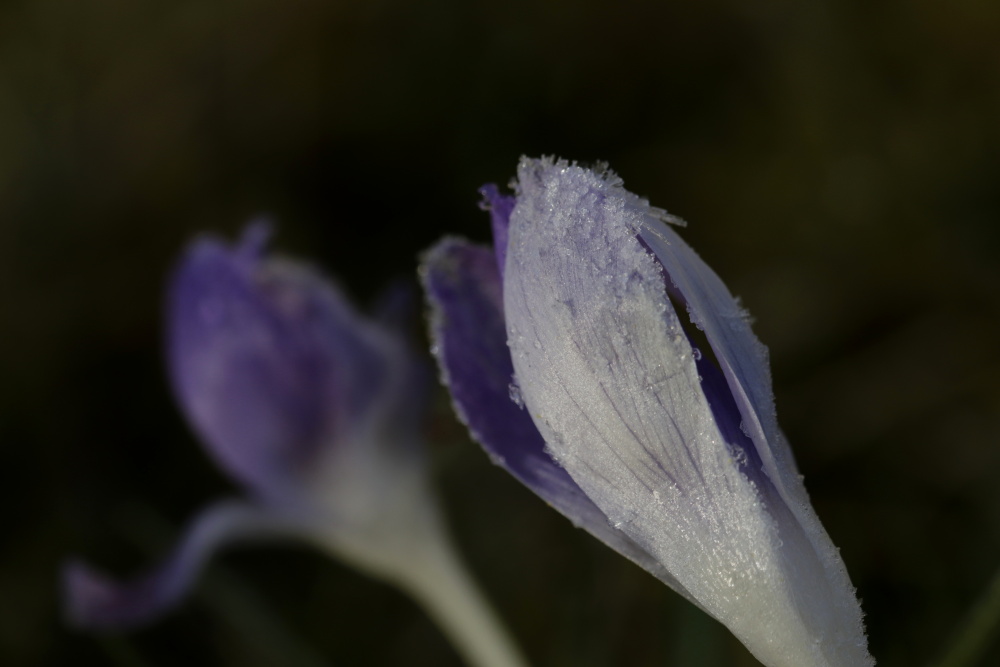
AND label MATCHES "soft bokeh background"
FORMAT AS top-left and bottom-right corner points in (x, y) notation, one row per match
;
(3, 0), (999, 665)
